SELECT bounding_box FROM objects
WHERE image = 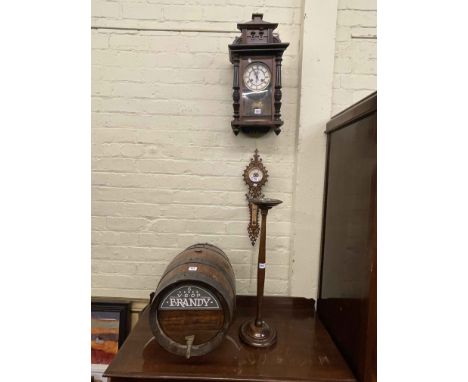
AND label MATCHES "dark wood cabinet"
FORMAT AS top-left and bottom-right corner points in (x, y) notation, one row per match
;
(318, 92), (377, 382)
